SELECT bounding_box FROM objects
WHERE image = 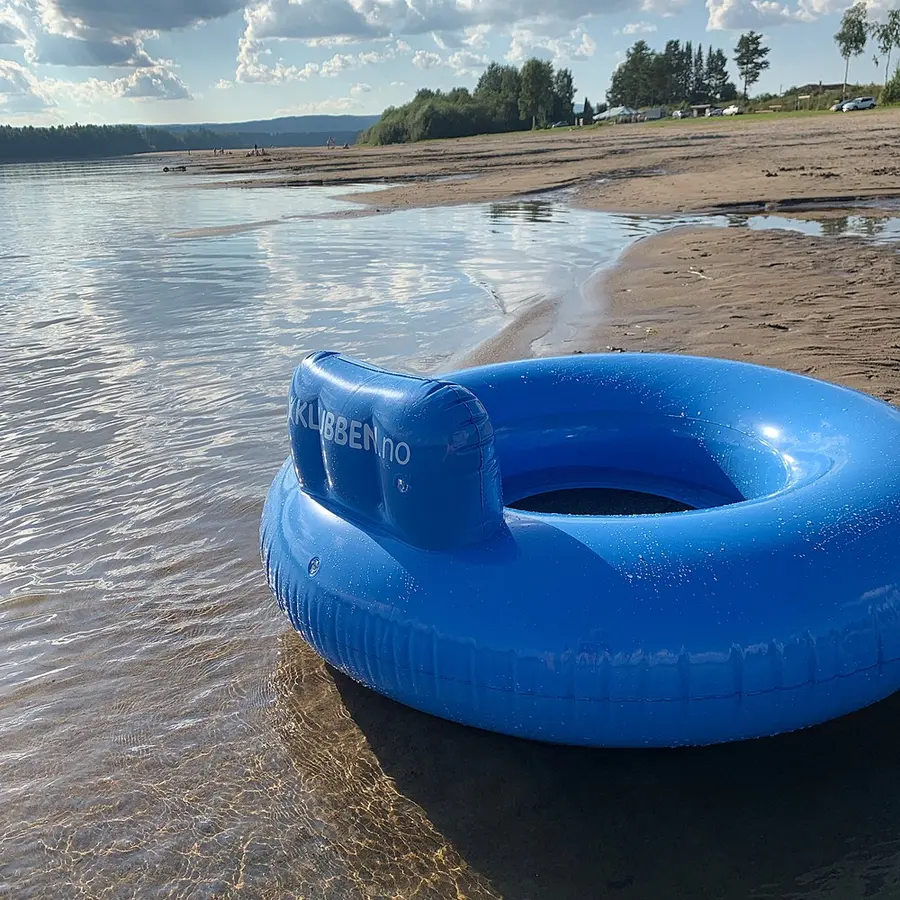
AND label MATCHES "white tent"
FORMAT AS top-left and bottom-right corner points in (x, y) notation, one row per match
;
(593, 106), (639, 121)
